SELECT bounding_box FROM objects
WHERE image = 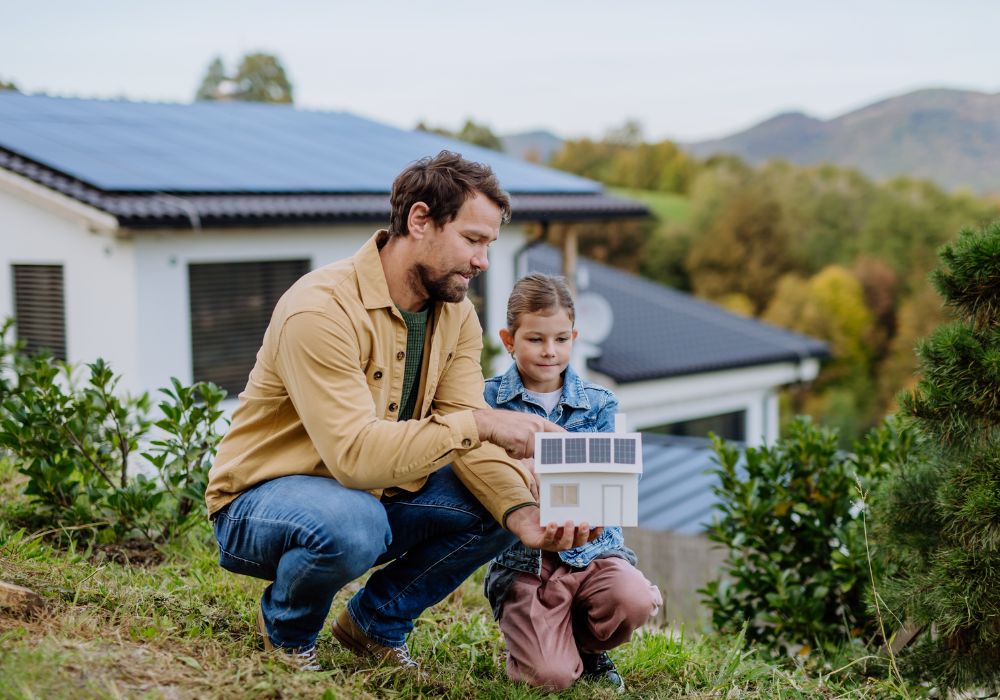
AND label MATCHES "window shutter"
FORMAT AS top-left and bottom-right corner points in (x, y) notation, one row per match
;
(12, 264), (66, 360)
(188, 259), (309, 396)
